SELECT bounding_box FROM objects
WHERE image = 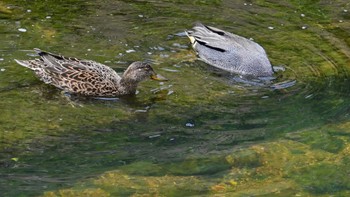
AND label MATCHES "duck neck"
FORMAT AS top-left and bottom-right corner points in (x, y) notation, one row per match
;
(119, 77), (139, 95)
